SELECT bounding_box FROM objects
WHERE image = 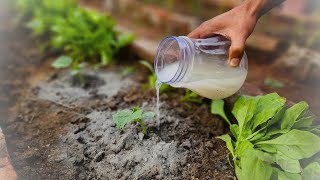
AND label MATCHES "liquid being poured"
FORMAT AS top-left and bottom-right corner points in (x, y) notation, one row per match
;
(155, 80), (162, 129)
